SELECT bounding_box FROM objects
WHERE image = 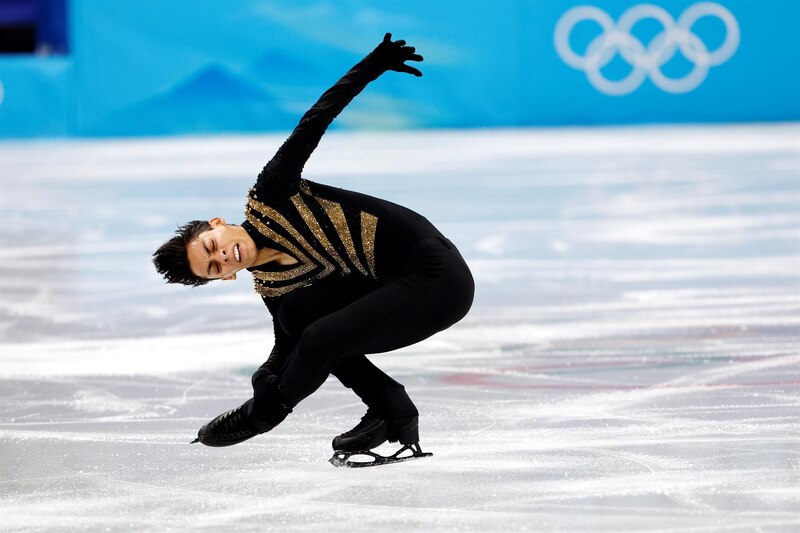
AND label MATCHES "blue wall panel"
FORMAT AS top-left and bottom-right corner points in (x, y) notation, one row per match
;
(0, 0), (797, 138)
